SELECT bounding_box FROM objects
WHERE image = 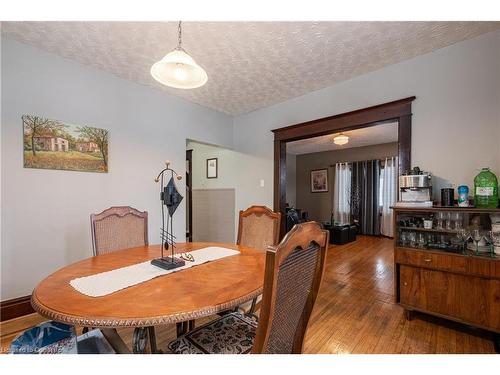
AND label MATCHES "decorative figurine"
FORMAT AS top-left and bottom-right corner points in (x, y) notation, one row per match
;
(151, 160), (185, 270)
